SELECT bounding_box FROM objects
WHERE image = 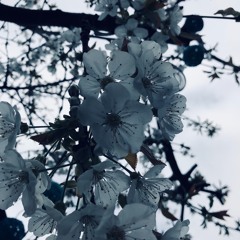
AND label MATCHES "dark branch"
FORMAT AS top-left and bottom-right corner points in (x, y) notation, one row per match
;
(211, 54), (240, 72)
(0, 3), (116, 33)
